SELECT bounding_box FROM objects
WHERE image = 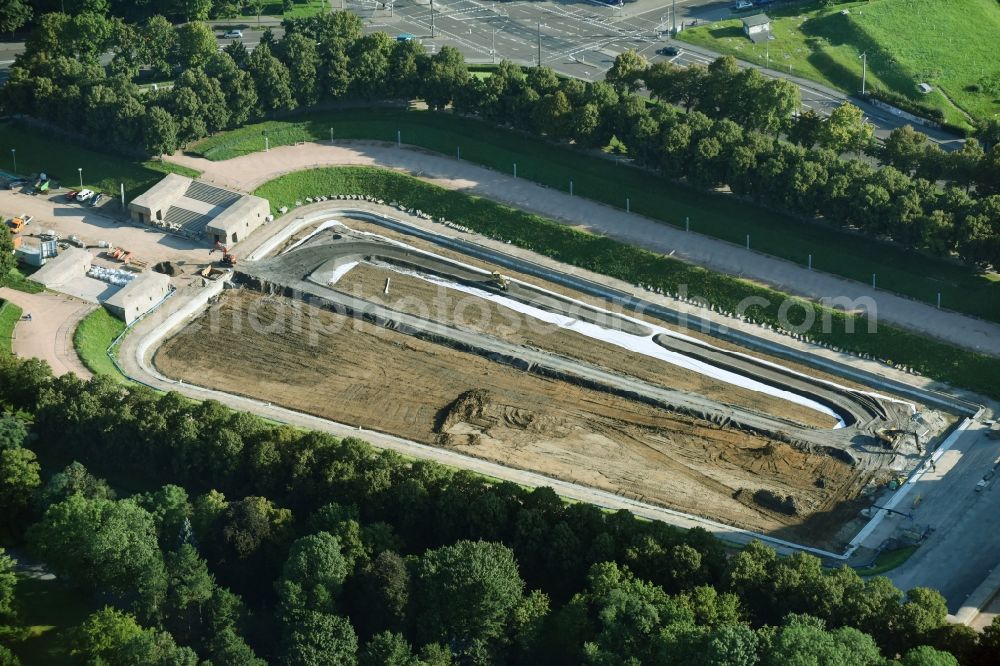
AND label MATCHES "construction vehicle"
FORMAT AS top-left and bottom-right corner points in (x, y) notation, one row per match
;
(488, 271), (509, 291)
(5, 215), (32, 234)
(210, 241), (237, 267)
